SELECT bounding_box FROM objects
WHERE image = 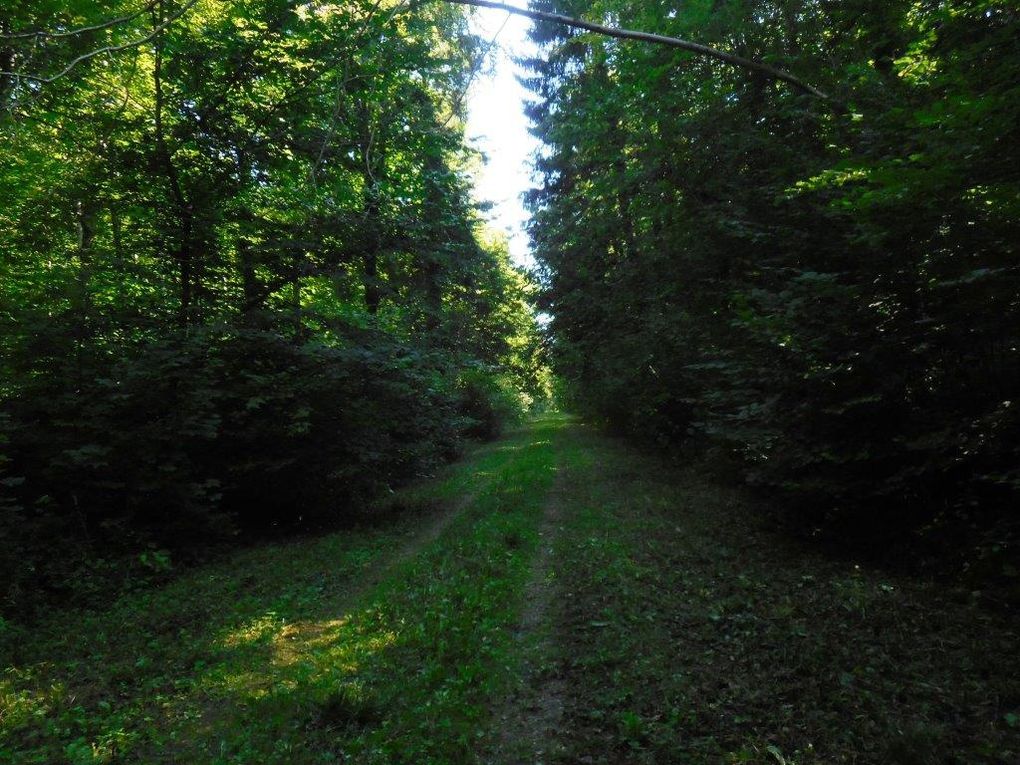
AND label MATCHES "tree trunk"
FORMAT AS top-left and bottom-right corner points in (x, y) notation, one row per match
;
(291, 254), (302, 337)
(153, 0), (193, 326)
(0, 17), (14, 108)
(363, 186), (381, 315)
(74, 199), (97, 391)
(239, 239), (261, 314)
(422, 152), (446, 335)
